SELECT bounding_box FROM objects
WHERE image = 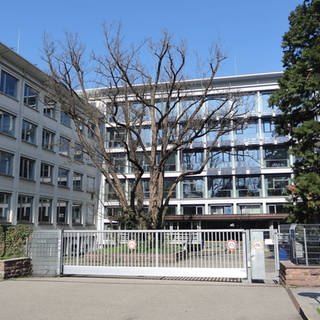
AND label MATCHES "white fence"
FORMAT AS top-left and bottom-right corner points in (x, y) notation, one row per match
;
(62, 229), (248, 279)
